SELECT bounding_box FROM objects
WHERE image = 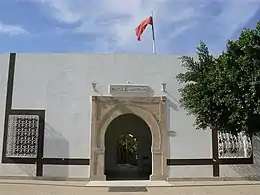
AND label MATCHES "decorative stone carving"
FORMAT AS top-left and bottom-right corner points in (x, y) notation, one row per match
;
(94, 96), (162, 122)
(161, 96), (167, 102)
